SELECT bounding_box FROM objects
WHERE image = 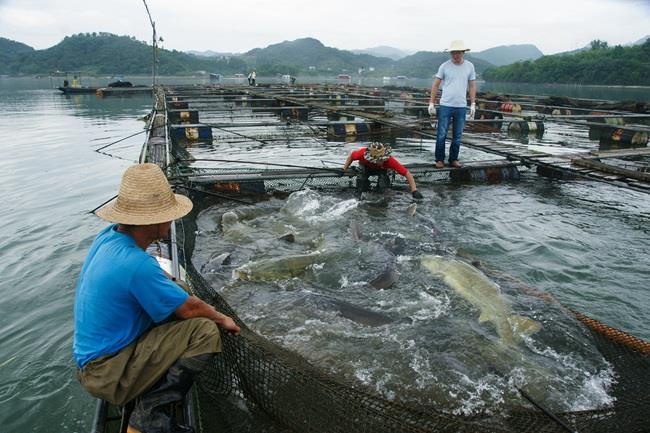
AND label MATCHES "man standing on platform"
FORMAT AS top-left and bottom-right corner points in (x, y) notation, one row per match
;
(428, 40), (477, 169)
